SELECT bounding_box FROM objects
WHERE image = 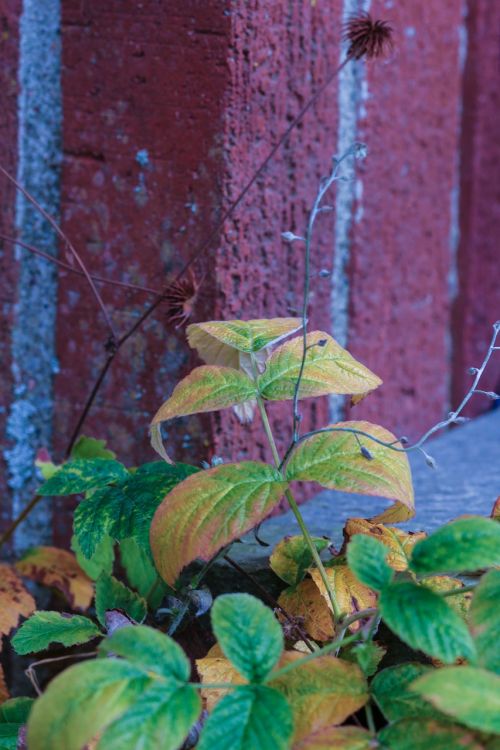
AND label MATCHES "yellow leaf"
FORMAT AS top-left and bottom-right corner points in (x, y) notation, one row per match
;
(422, 576), (471, 617)
(0, 563), (35, 637)
(293, 725), (374, 749)
(258, 332), (382, 401)
(151, 462), (287, 585)
(187, 318), (302, 364)
(150, 366), (257, 461)
(309, 566), (377, 630)
(196, 656), (246, 710)
(277, 580), (334, 642)
(270, 652), (368, 743)
(343, 518), (426, 571)
(0, 664), (8, 704)
(286, 421), (414, 523)
(15, 547), (93, 610)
